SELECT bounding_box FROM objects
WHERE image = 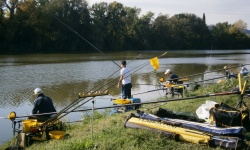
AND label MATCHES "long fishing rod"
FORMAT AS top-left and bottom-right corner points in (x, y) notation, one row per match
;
(41, 14), (144, 124)
(5, 90), (244, 120)
(47, 52), (226, 123)
(43, 53), (150, 124)
(92, 52), (167, 93)
(175, 64), (250, 81)
(48, 55), (151, 122)
(95, 53), (142, 87)
(44, 52), (168, 125)
(53, 15), (120, 68)
(5, 58), (160, 122)
(133, 75), (226, 96)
